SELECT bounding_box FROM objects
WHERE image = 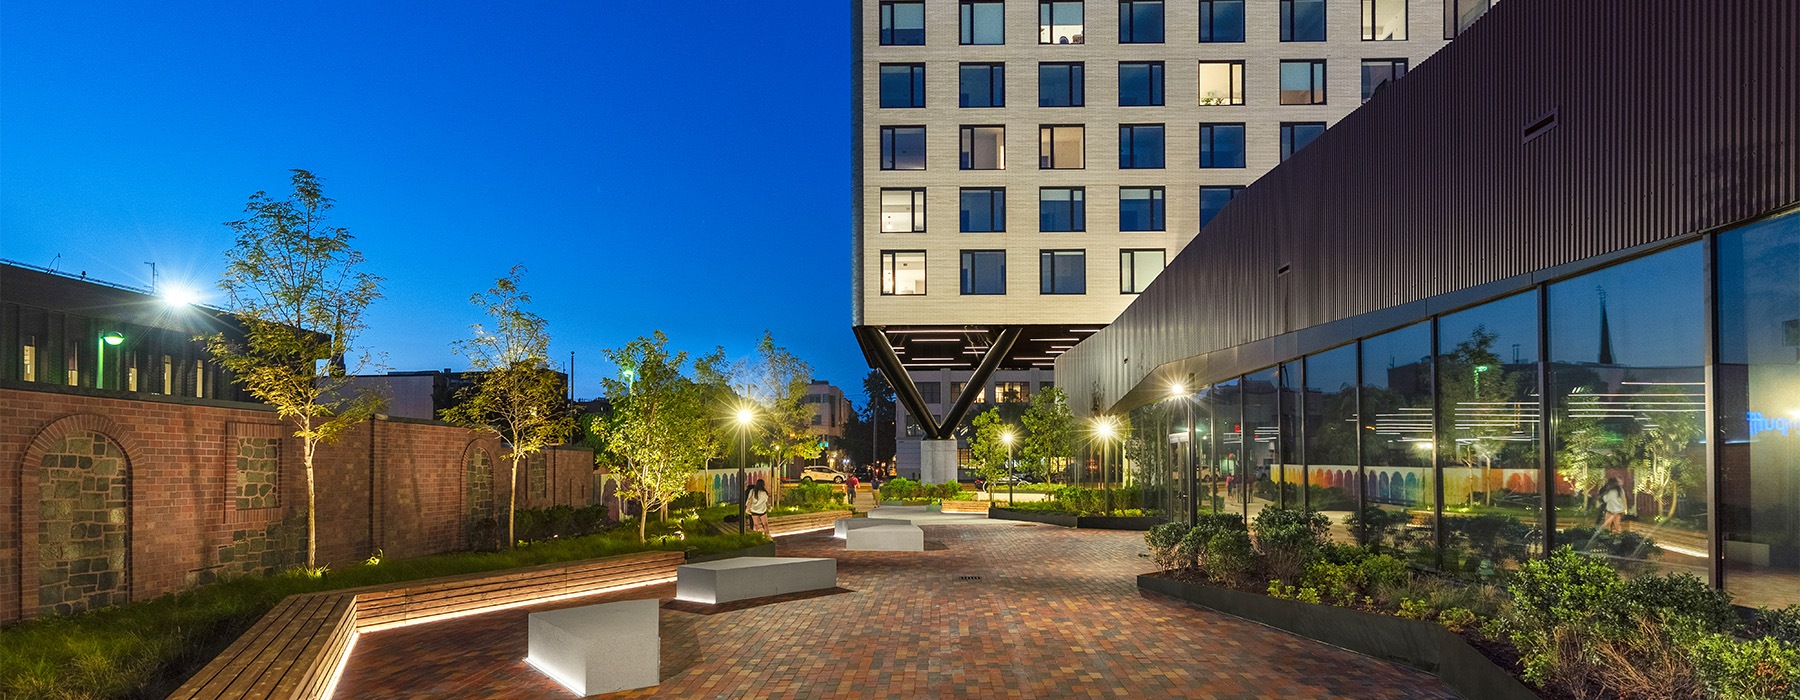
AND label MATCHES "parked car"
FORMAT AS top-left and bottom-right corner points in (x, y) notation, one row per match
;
(989, 472), (1042, 486)
(801, 466), (848, 483)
